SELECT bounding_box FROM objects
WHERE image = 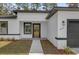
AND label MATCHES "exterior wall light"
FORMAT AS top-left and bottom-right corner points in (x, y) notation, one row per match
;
(62, 20), (65, 26)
